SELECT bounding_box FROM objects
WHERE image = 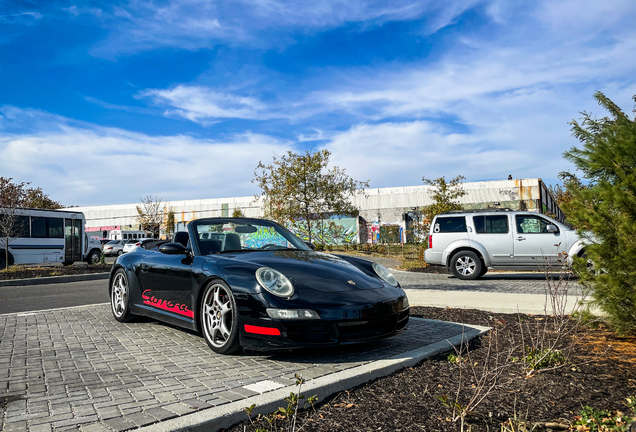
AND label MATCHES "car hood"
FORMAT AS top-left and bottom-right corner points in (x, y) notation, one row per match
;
(221, 250), (385, 293)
